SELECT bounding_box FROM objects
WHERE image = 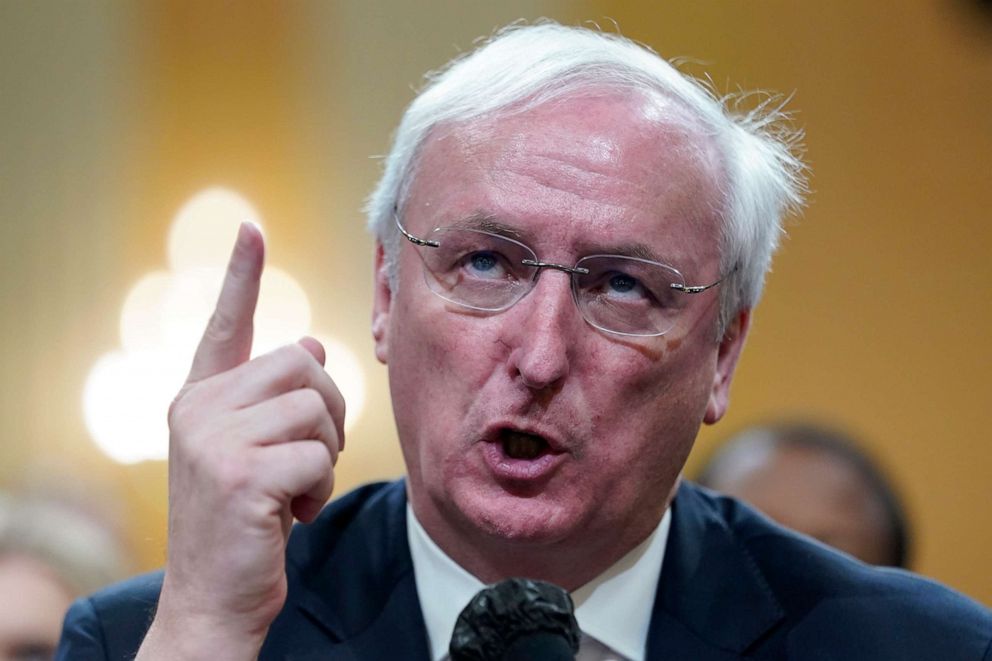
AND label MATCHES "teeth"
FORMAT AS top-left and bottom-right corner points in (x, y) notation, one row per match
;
(502, 431), (546, 460)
